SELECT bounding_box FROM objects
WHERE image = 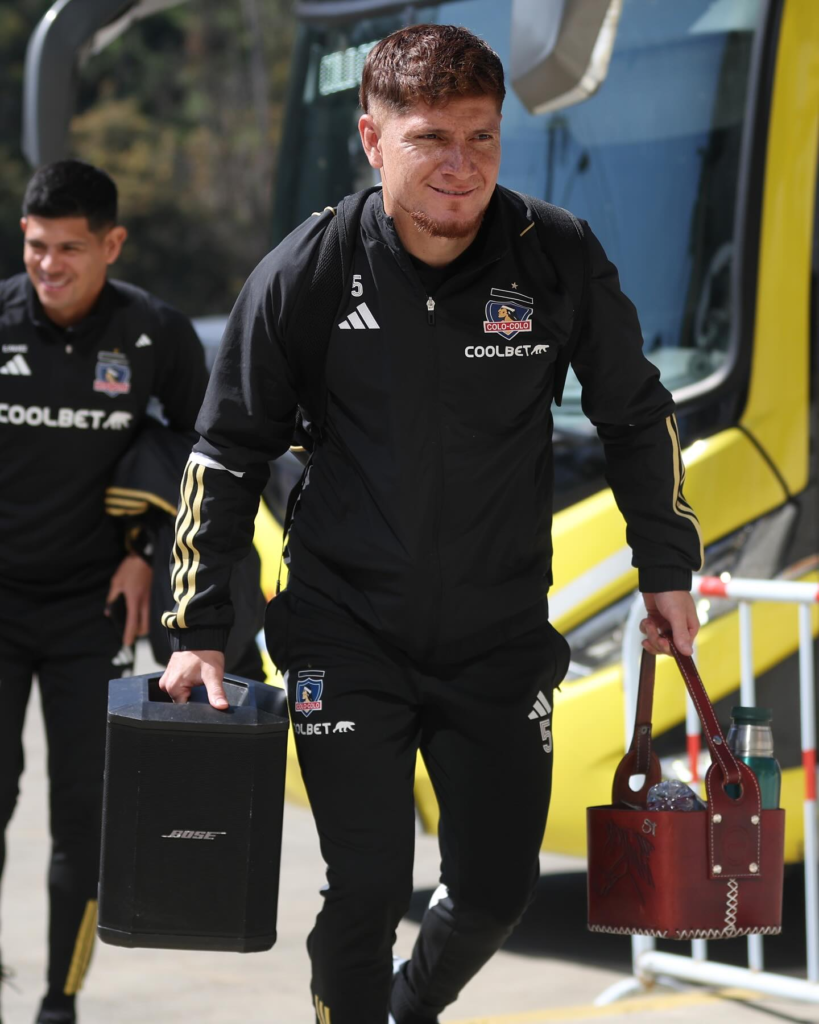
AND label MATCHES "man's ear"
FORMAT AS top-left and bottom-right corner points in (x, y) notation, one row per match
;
(103, 225), (128, 265)
(20, 217), (27, 235)
(358, 113), (384, 170)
